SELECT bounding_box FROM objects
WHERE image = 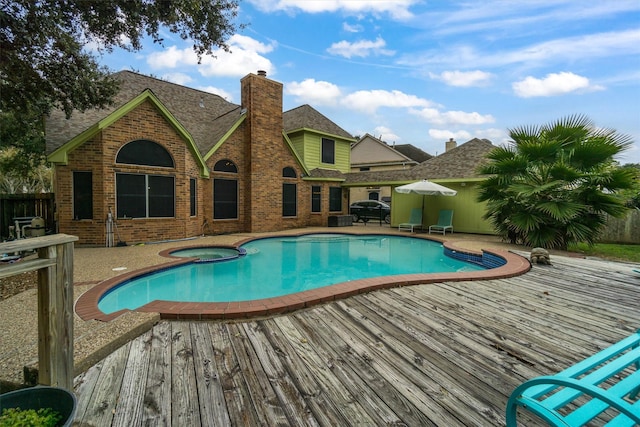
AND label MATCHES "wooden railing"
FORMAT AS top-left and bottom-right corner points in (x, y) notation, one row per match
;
(0, 234), (78, 390)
